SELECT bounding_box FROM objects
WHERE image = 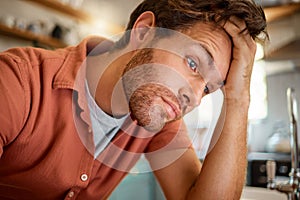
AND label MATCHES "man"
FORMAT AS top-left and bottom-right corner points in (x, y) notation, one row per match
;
(0, 0), (267, 199)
